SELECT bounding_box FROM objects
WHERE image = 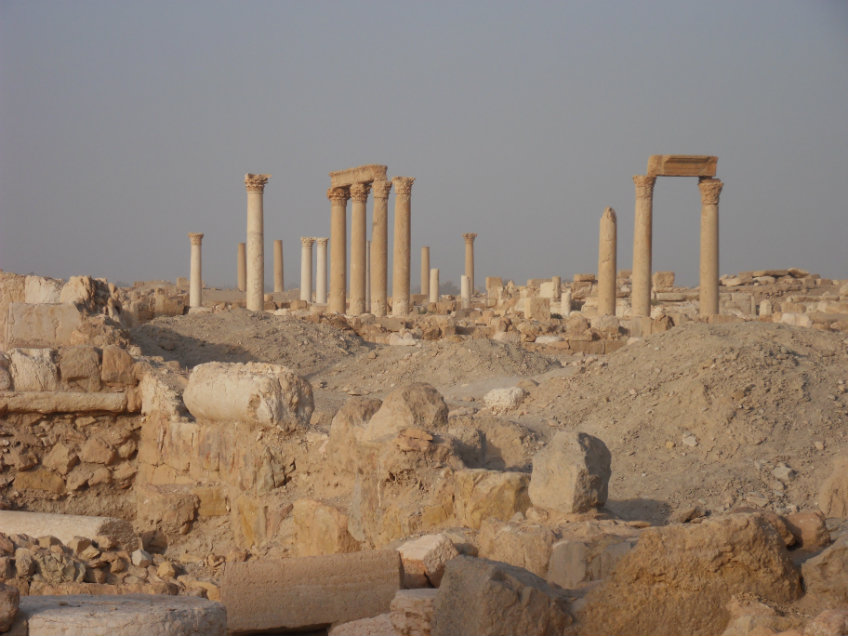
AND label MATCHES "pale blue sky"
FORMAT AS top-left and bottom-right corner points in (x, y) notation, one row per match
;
(1, 1), (846, 288)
